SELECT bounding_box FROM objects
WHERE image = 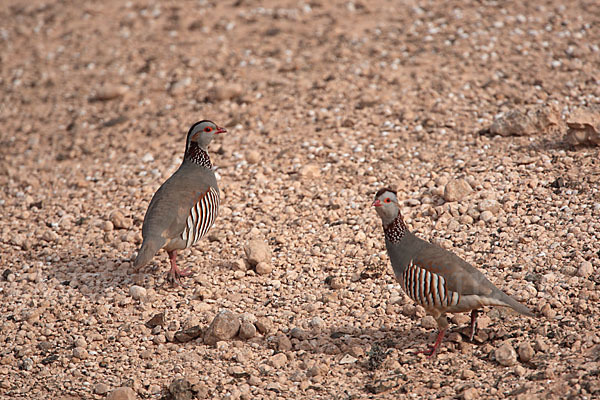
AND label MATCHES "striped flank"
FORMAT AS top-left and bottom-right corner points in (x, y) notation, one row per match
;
(402, 260), (460, 309)
(181, 187), (220, 248)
